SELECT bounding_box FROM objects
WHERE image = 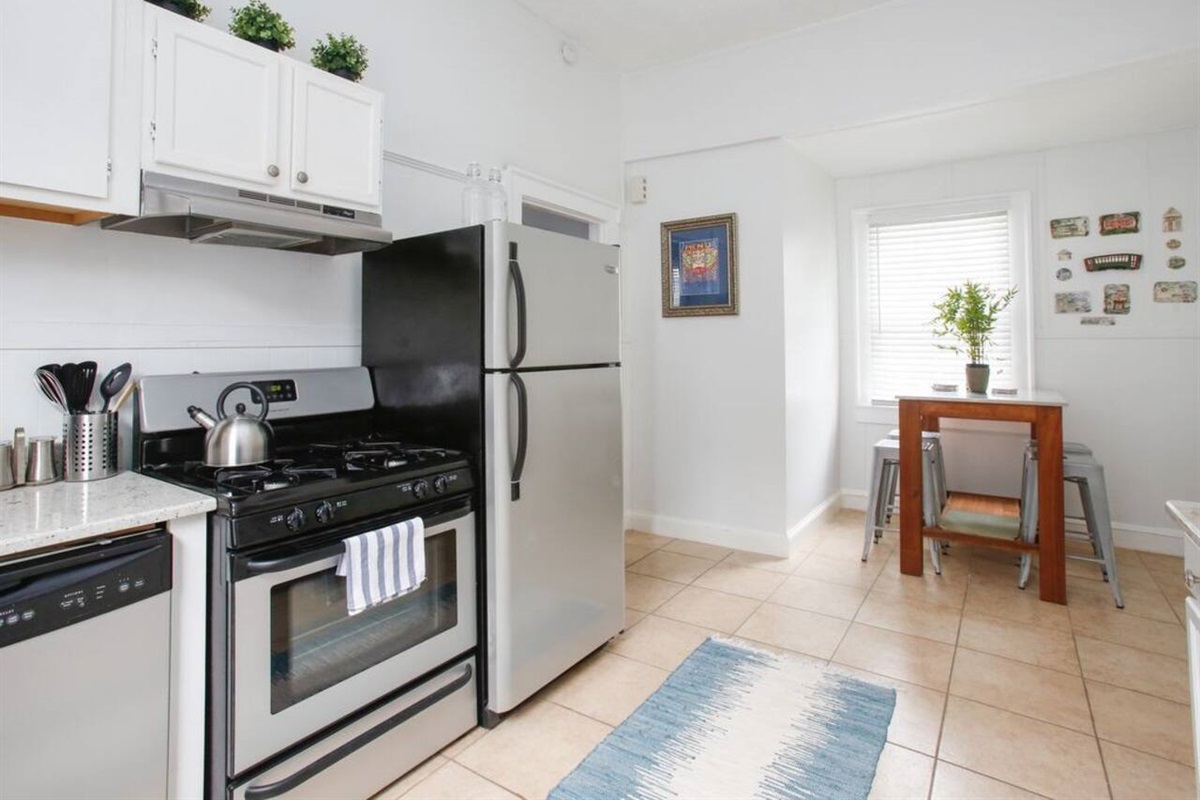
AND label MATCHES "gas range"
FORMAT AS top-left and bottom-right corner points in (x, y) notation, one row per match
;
(135, 369), (474, 549)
